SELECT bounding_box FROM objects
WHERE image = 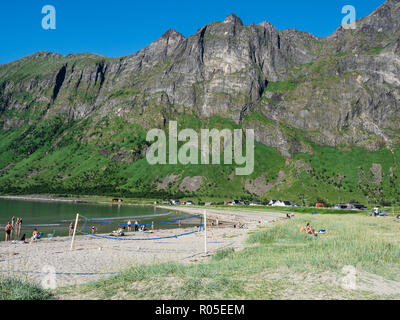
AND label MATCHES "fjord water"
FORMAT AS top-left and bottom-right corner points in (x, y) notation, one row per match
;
(0, 198), (191, 241)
